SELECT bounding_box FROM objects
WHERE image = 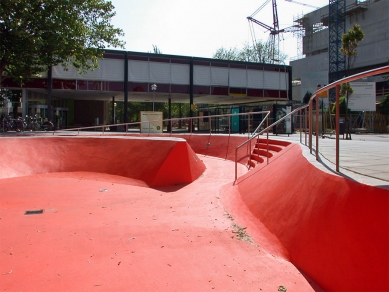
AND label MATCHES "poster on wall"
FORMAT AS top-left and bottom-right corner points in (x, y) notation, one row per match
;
(140, 111), (163, 133)
(272, 104), (292, 135)
(348, 82), (376, 111)
(231, 108), (240, 133)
